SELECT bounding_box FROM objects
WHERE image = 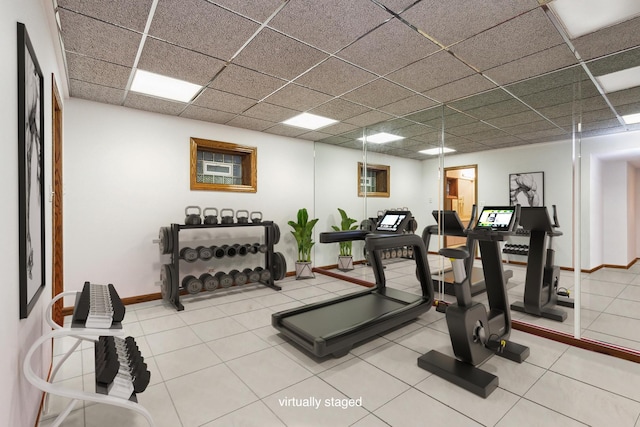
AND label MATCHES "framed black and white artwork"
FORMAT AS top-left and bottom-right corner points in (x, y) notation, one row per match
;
(509, 171), (544, 207)
(18, 22), (45, 319)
